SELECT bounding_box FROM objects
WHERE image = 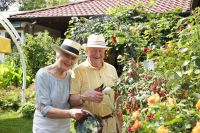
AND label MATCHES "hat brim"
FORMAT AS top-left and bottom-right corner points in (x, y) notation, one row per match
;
(81, 44), (111, 50)
(52, 45), (78, 57)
